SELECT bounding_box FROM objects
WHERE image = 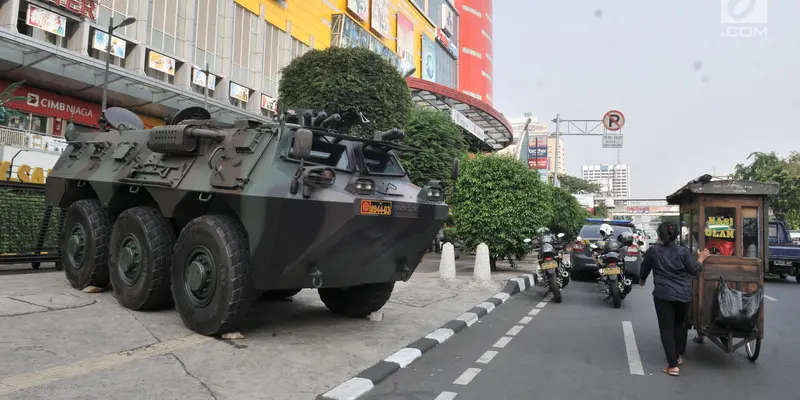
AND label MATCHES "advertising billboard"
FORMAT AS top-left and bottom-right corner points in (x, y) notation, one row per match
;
(396, 12), (415, 69)
(229, 82), (249, 102)
(148, 51), (175, 75)
(527, 134), (548, 170)
(346, 0), (369, 21)
(371, 0), (390, 37)
(92, 30), (126, 58)
(26, 5), (66, 37)
(421, 35), (436, 82)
